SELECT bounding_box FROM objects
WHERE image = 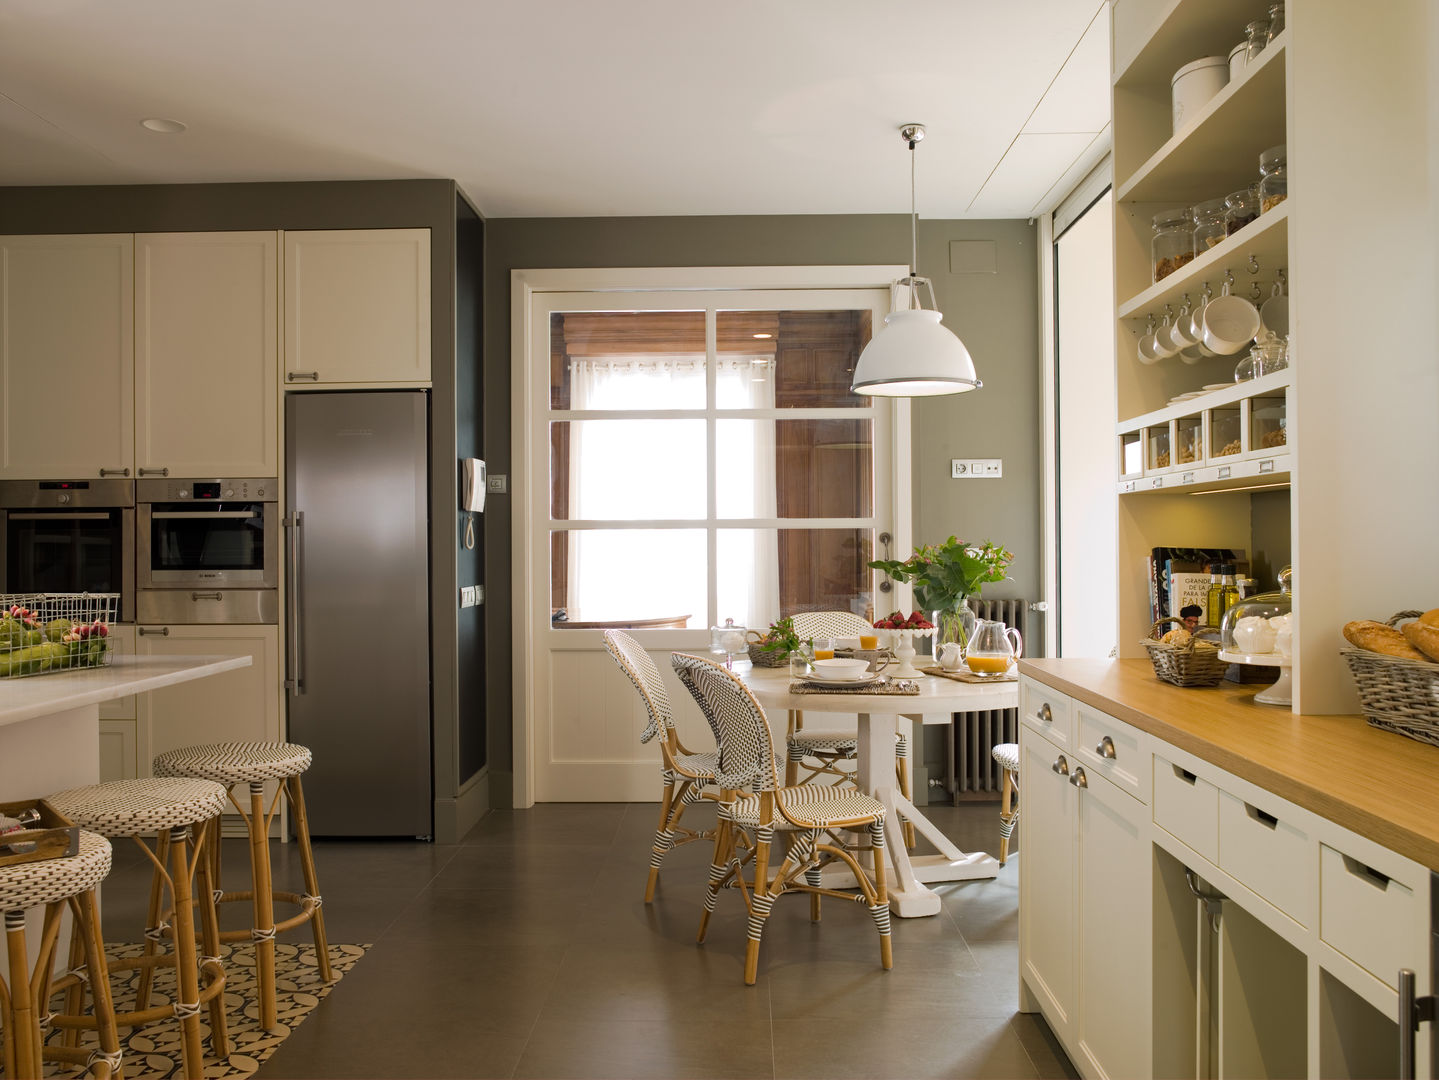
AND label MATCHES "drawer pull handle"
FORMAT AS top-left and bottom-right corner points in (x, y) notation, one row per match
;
(98, 467), (130, 477)
(1051, 755), (1069, 776)
(288, 370), (320, 382)
(1245, 803), (1279, 829)
(1398, 968), (1437, 1080)
(138, 467), (170, 477)
(138, 626), (169, 636)
(1172, 764), (1198, 785)
(1069, 766), (1087, 789)
(1096, 735), (1116, 760)
(190, 591), (223, 601)
(1341, 853), (1391, 890)
(1038, 703), (1052, 723)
